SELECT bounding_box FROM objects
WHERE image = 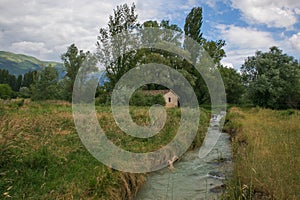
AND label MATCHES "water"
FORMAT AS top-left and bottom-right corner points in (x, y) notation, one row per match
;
(135, 114), (232, 200)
